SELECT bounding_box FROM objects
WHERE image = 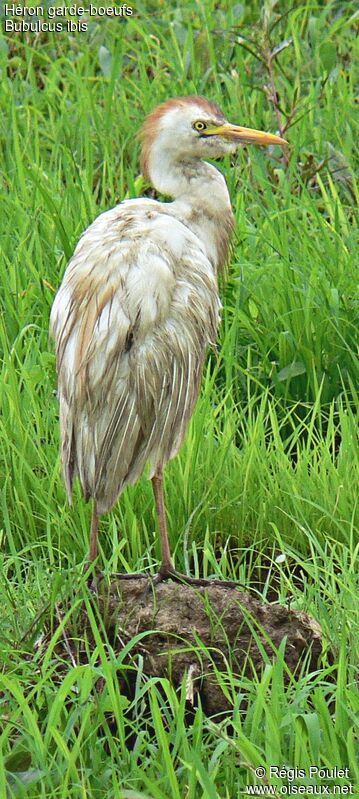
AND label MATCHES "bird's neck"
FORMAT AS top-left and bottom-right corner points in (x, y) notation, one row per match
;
(149, 157), (235, 271)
